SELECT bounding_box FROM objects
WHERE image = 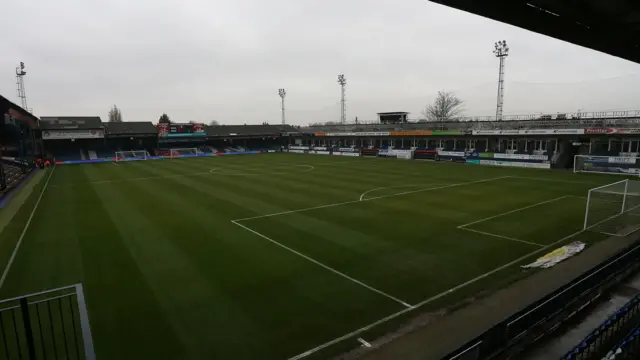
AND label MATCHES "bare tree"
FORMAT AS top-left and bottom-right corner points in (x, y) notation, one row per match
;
(108, 105), (123, 122)
(209, 120), (219, 126)
(421, 91), (464, 121)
